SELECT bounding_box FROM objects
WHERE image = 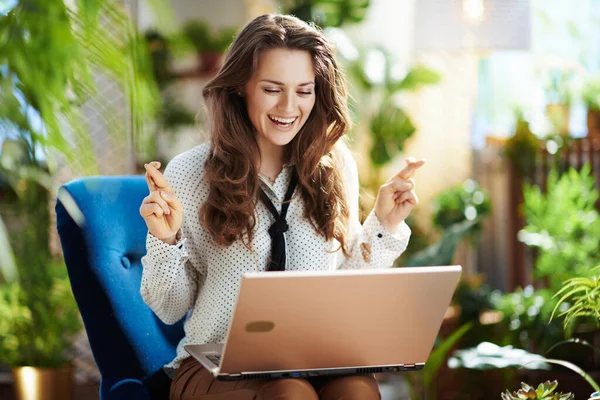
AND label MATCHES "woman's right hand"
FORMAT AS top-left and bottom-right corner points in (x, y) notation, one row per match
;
(140, 161), (183, 245)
